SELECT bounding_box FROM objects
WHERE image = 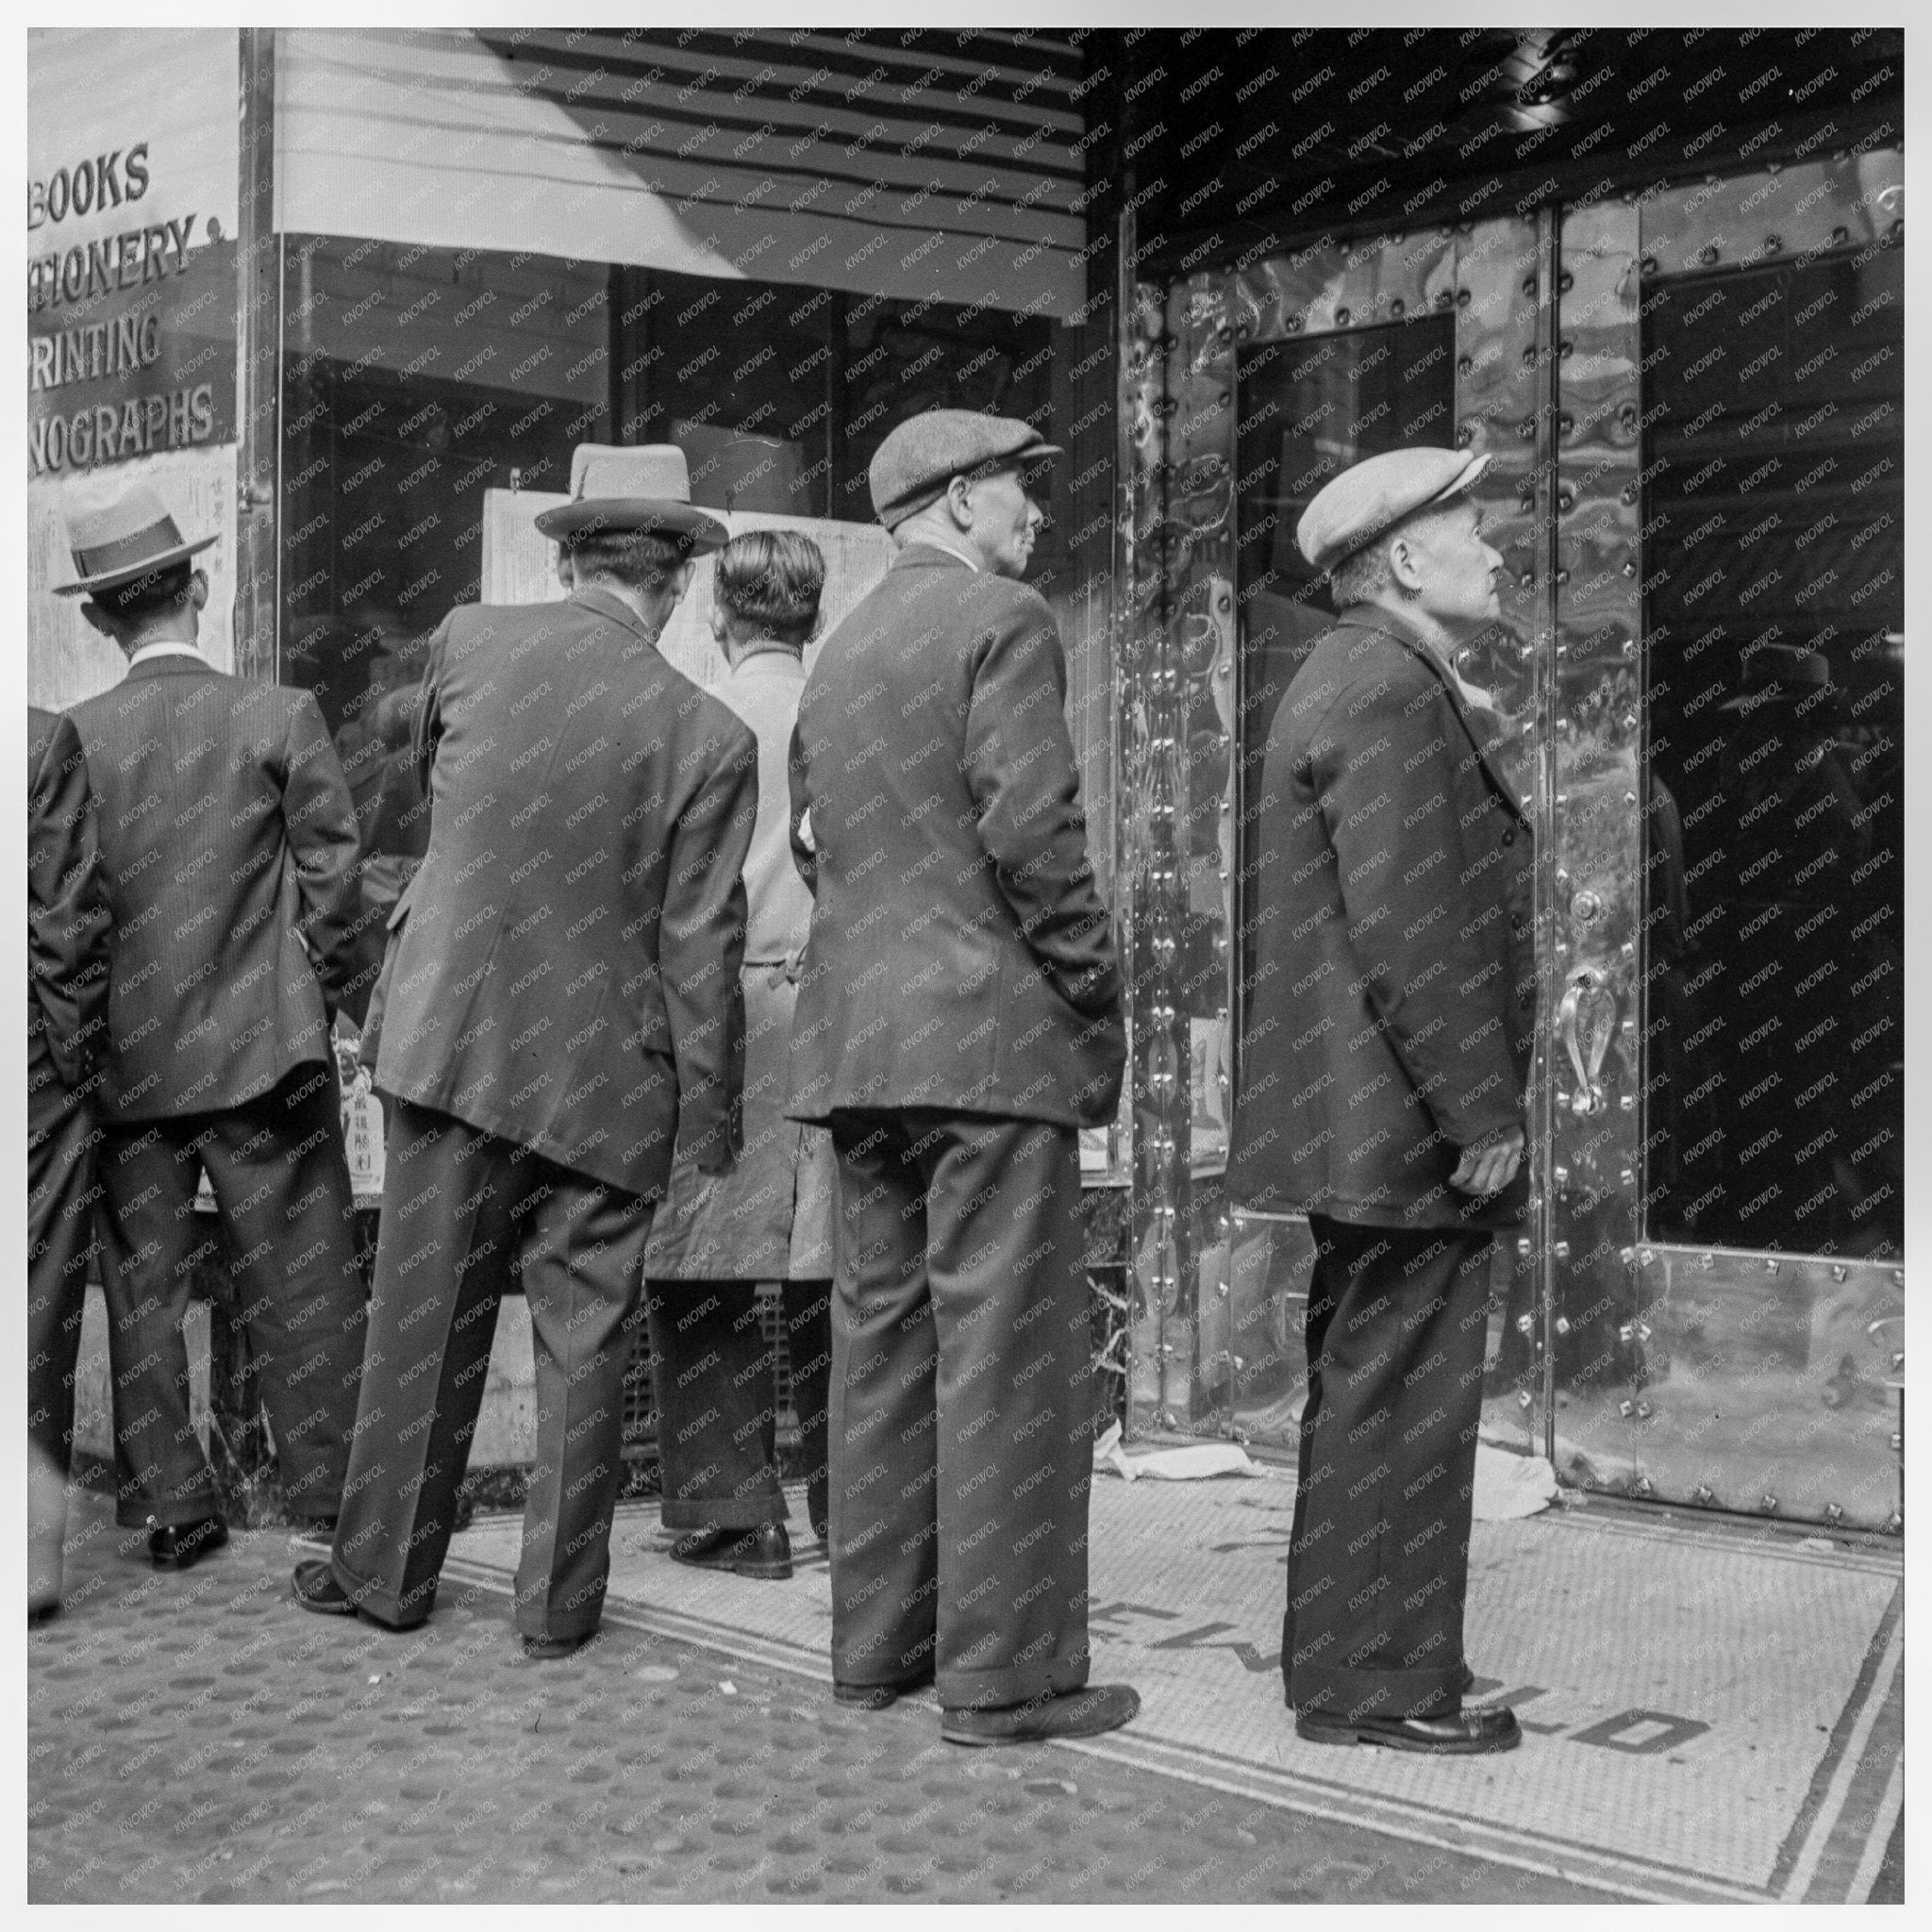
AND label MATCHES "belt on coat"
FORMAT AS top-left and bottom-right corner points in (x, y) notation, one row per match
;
(743, 949), (806, 990)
